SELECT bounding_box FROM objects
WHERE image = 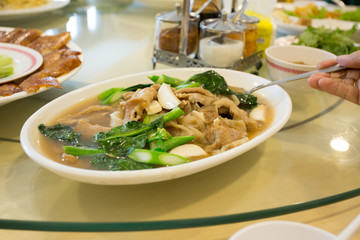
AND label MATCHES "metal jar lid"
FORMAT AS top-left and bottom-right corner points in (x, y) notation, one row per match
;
(229, 12), (260, 24)
(156, 3), (199, 23)
(200, 12), (246, 34)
